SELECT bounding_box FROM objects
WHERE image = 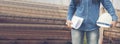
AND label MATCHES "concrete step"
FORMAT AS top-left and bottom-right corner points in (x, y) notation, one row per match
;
(0, 0), (68, 10)
(103, 28), (120, 44)
(0, 0), (67, 17)
(0, 40), (71, 44)
(0, 13), (66, 25)
(0, 23), (70, 40)
(103, 37), (120, 44)
(0, 5), (67, 18)
(104, 27), (120, 38)
(0, 23), (68, 30)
